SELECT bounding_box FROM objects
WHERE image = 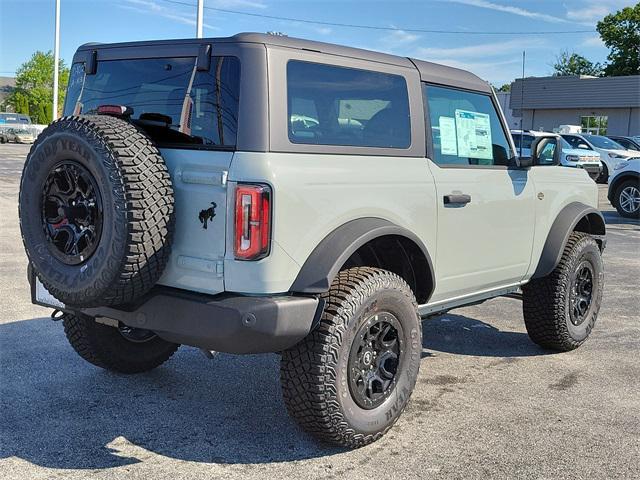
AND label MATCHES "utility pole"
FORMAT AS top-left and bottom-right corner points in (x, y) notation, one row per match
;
(196, 0), (203, 38)
(52, 0), (60, 122)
